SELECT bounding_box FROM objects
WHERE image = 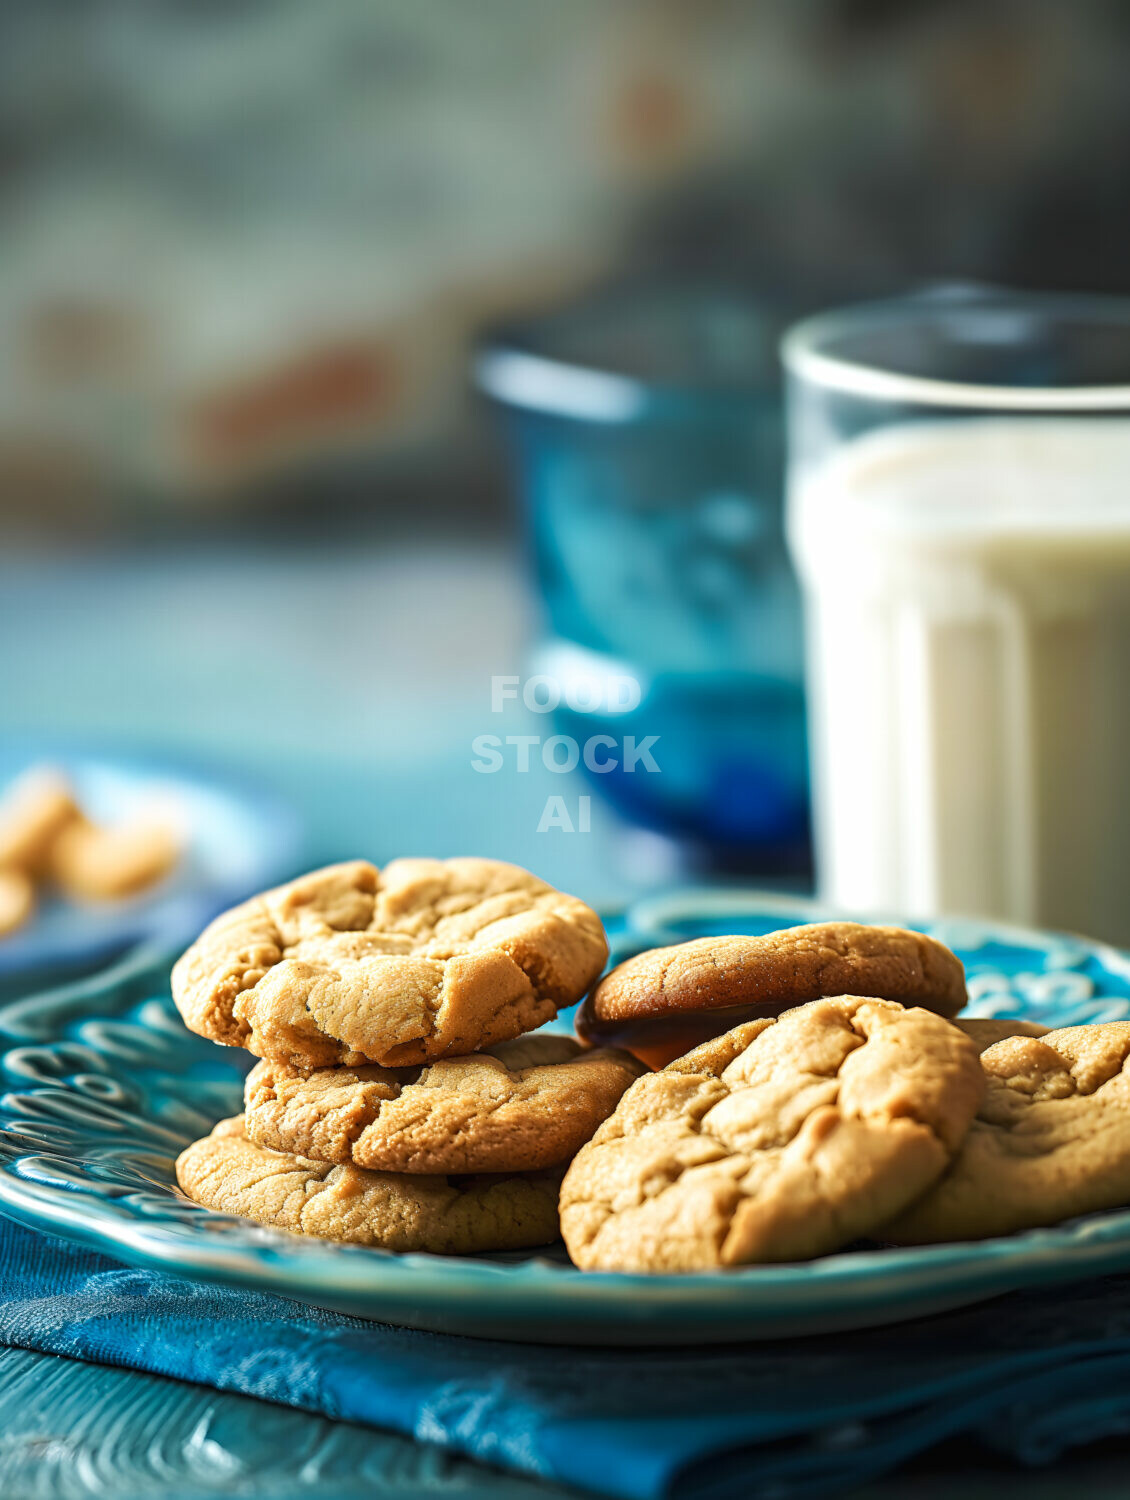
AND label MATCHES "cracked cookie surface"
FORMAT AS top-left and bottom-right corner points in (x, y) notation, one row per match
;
(176, 1115), (563, 1252)
(560, 996), (984, 1272)
(171, 858), (608, 1068)
(243, 1033), (644, 1174)
(885, 1023), (1130, 1243)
